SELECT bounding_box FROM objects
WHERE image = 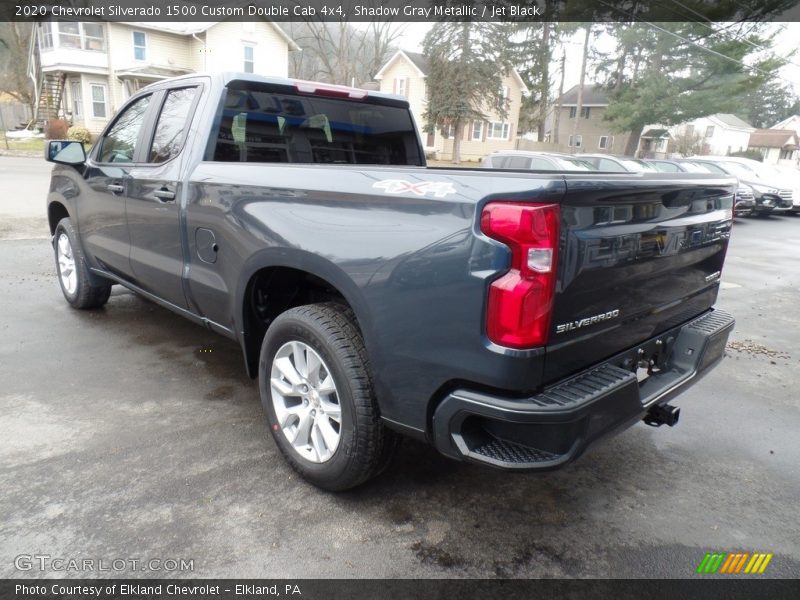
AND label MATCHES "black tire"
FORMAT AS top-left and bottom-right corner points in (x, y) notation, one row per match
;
(258, 302), (398, 491)
(53, 217), (112, 309)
